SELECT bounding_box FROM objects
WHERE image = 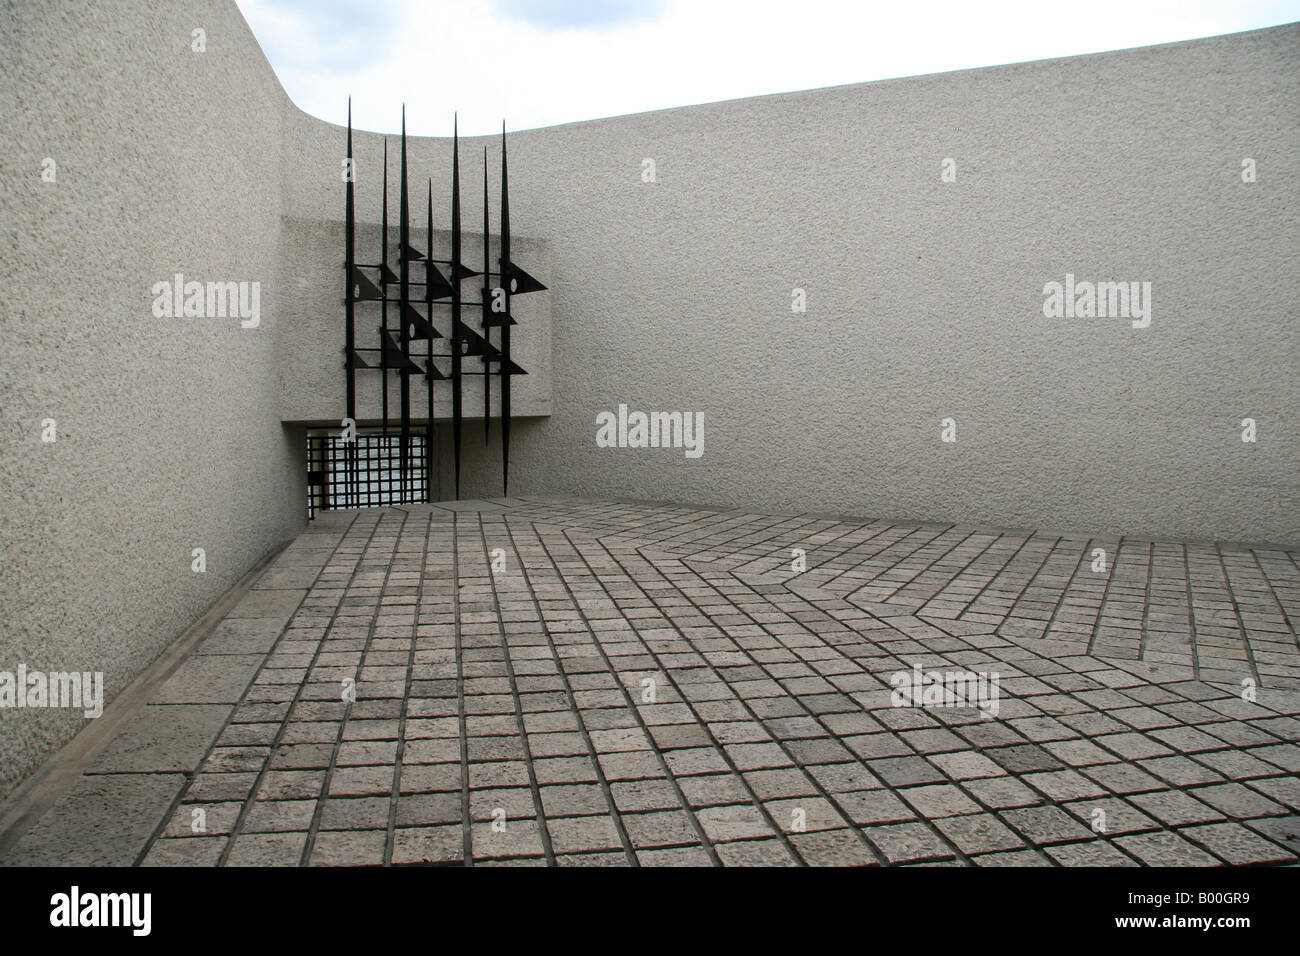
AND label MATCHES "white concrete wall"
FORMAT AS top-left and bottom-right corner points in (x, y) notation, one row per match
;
(475, 23), (1299, 545)
(2, 1), (1296, 796)
(0, 1), (304, 798)
(288, 21), (1297, 545)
